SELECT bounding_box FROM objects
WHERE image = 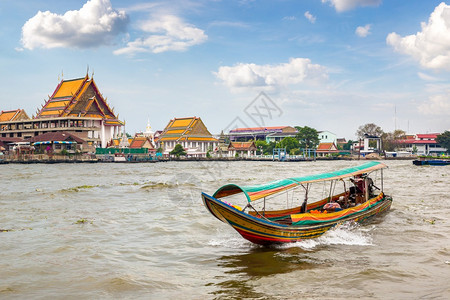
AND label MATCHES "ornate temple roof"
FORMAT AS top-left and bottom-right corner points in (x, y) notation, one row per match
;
(0, 109), (29, 122)
(159, 117), (217, 143)
(317, 142), (338, 152)
(228, 141), (257, 151)
(35, 75), (121, 123)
